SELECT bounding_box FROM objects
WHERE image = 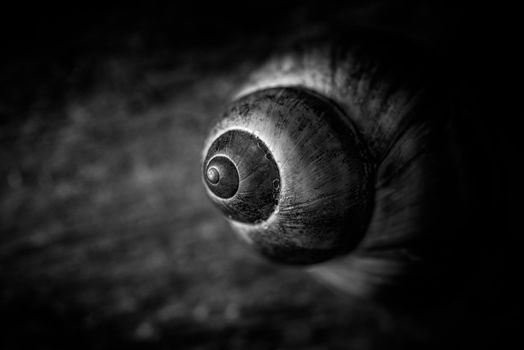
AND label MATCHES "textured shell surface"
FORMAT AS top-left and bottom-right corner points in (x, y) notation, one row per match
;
(202, 31), (478, 297)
